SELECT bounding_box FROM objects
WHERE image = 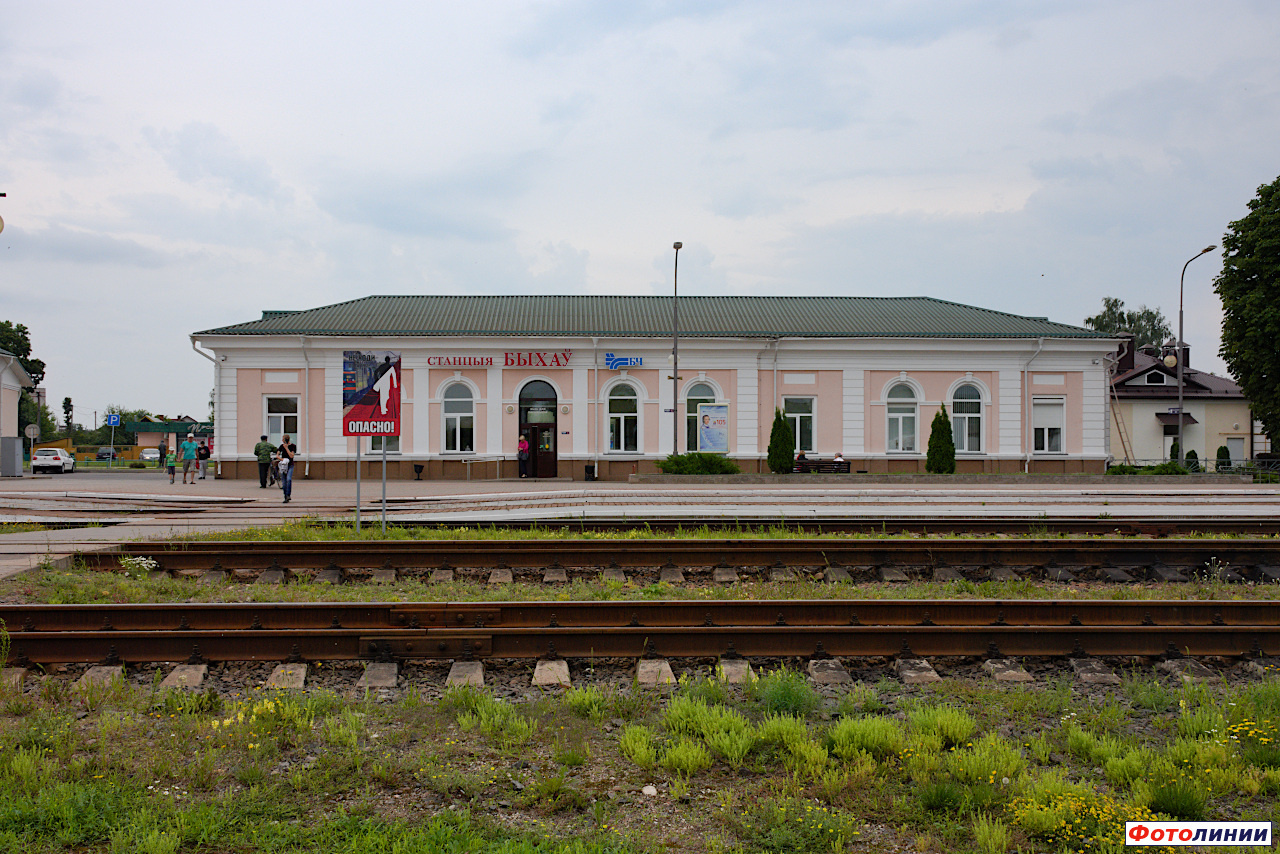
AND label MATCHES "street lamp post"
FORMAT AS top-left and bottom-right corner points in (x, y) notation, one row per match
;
(1176, 245), (1217, 467)
(671, 242), (682, 455)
